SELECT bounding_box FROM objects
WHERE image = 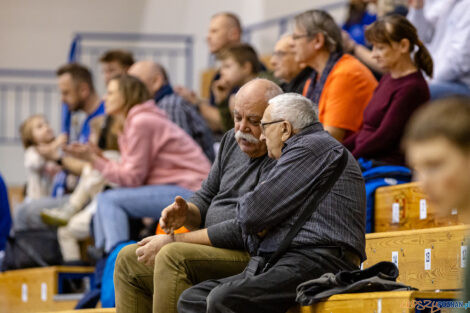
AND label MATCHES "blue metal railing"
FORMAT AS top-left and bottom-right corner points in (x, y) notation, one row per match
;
(0, 69), (60, 144)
